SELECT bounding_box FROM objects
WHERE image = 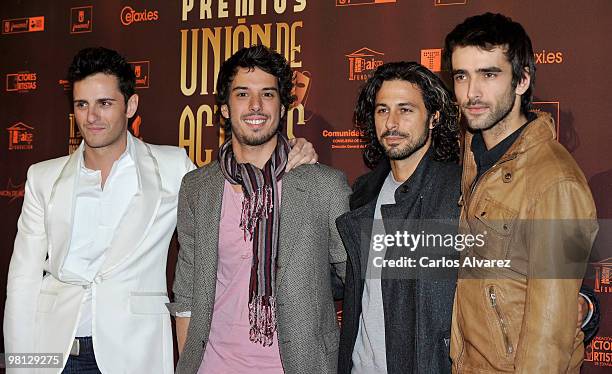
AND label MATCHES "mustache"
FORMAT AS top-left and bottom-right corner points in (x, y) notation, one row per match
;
(464, 99), (488, 107)
(241, 111), (270, 118)
(381, 130), (410, 138)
